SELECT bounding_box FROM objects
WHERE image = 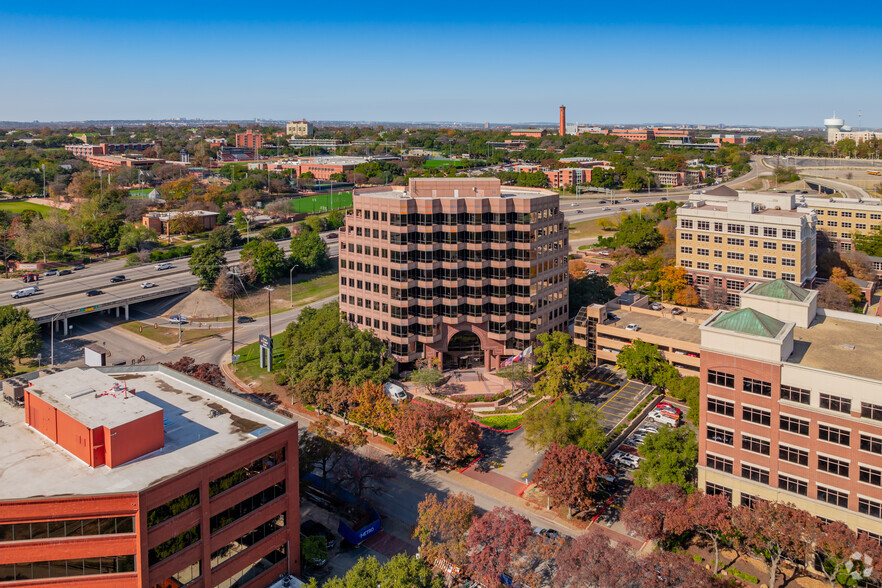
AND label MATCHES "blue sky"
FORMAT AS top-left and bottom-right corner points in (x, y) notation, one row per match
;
(2, 1), (881, 127)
